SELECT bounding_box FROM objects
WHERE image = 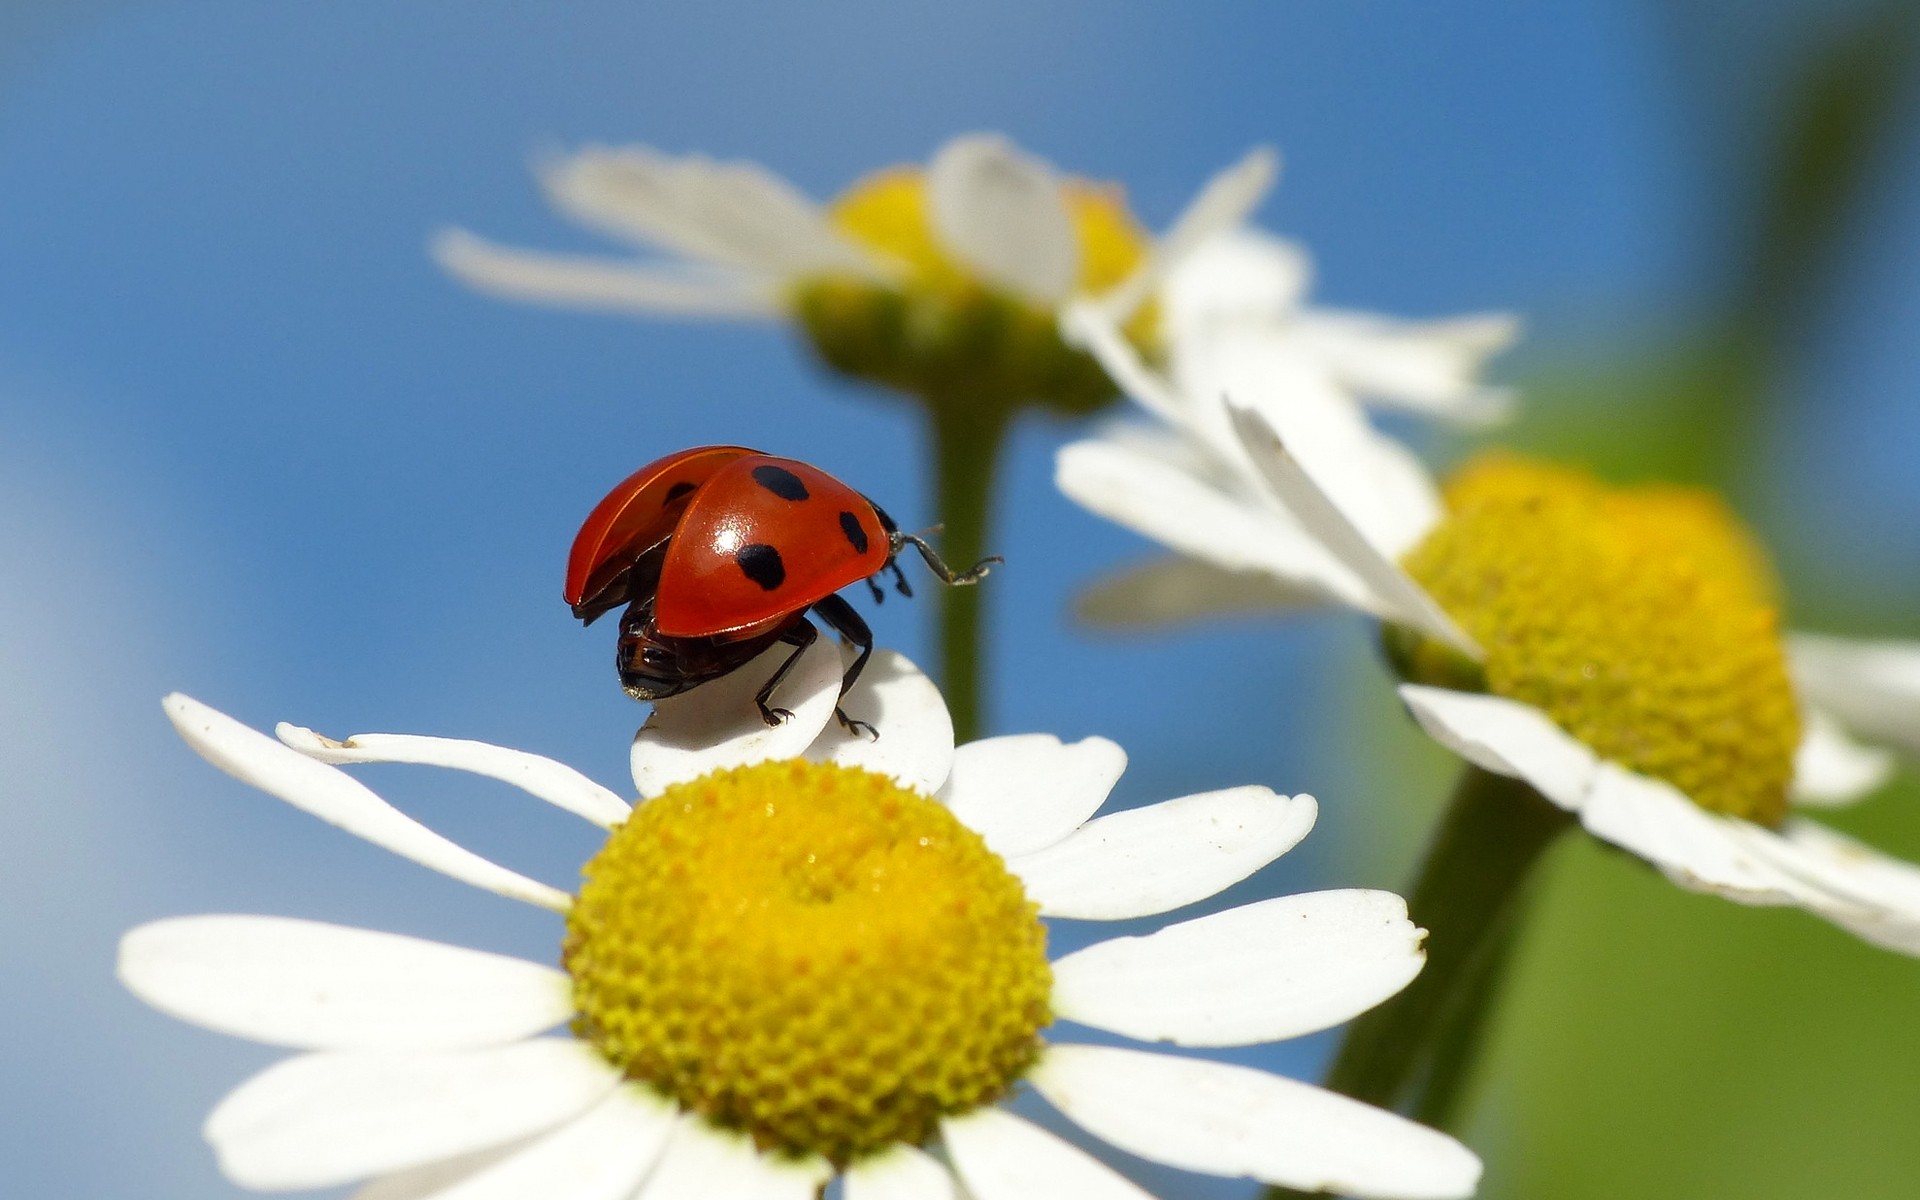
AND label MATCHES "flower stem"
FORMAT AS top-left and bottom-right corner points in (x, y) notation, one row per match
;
(925, 397), (1011, 744)
(1325, 765), (1572, 1112)
(1263, 767), (1569, 1198)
